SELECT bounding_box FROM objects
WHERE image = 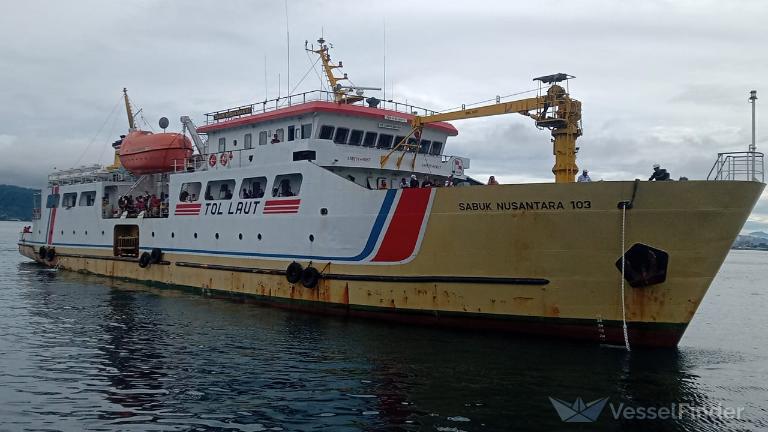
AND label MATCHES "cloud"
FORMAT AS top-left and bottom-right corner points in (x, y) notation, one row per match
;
(0, 0), (766, 229)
